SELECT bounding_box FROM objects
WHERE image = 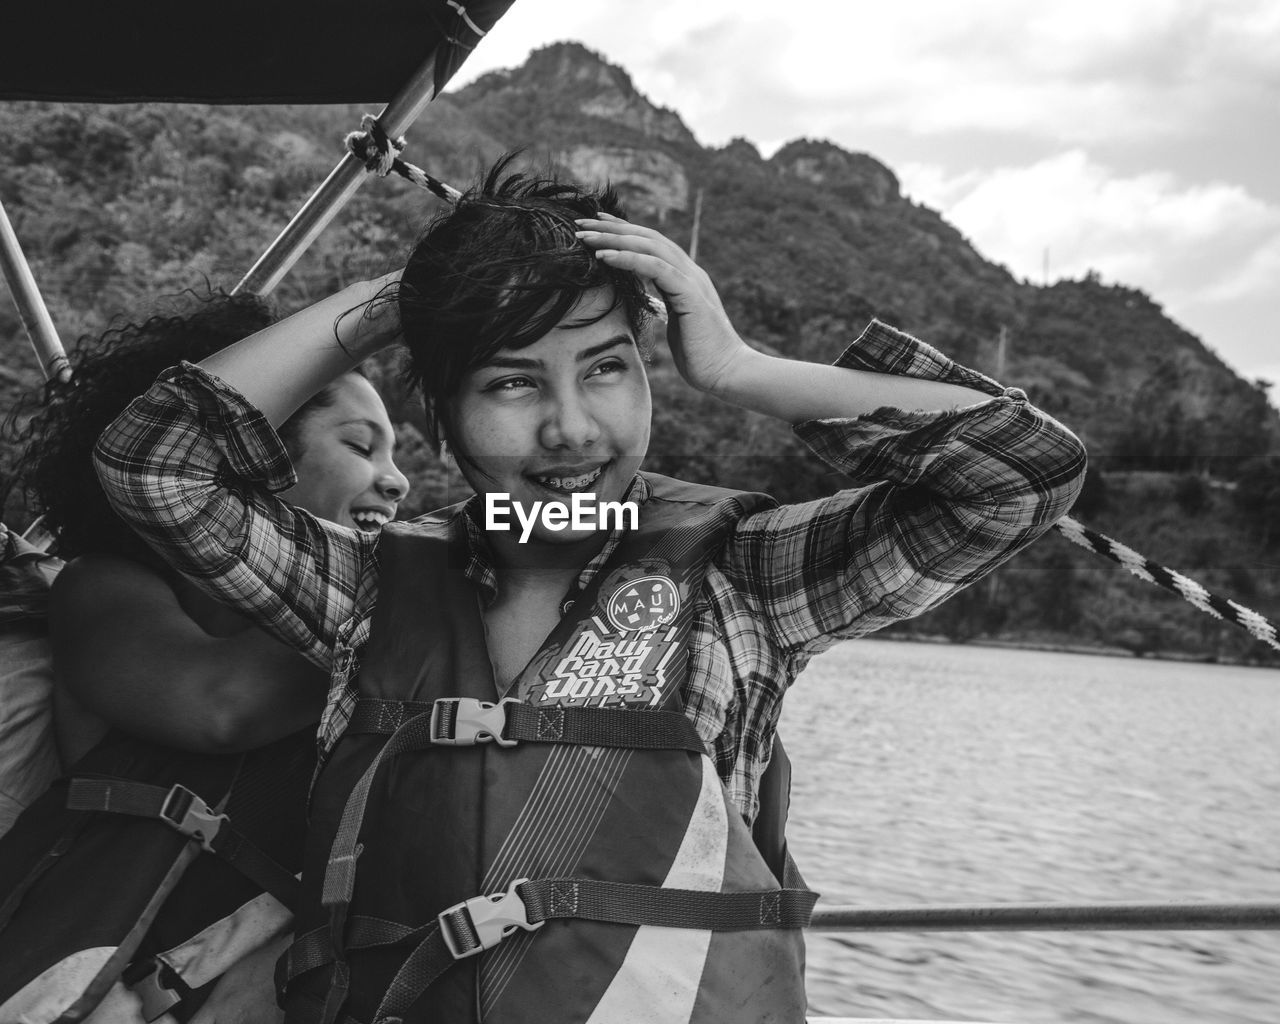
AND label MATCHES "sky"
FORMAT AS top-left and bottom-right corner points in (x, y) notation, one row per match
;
(447, 0), (1280, 393)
